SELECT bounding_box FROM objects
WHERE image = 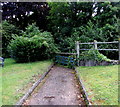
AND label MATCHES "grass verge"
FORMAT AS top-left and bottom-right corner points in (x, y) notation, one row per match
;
(0, 67), (2, 106)
(77, 65), (118, 105)
(2, 58), (52, 105)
